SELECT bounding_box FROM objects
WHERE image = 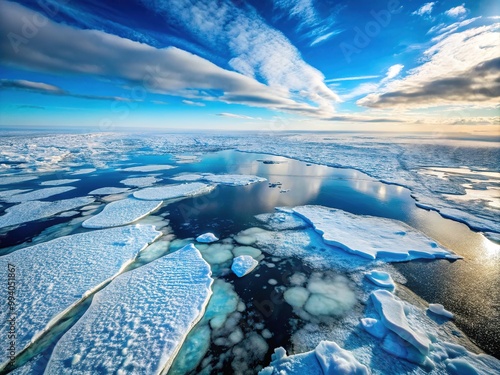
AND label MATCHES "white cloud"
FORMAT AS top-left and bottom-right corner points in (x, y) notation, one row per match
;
(325, 75), (380, 82)
(342, 64), (403, 100)
(382, 64), (404, 82)
(0, 1), (333, 118)
(216, 112), (257, 120)
(357, 24), (500, 109)
(142, 0), (340, 114)
(445, 4), (468, 18)
(412, 2), (435, 16)
(182, 100), (205, 107)
(310, 30), (342, 46)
